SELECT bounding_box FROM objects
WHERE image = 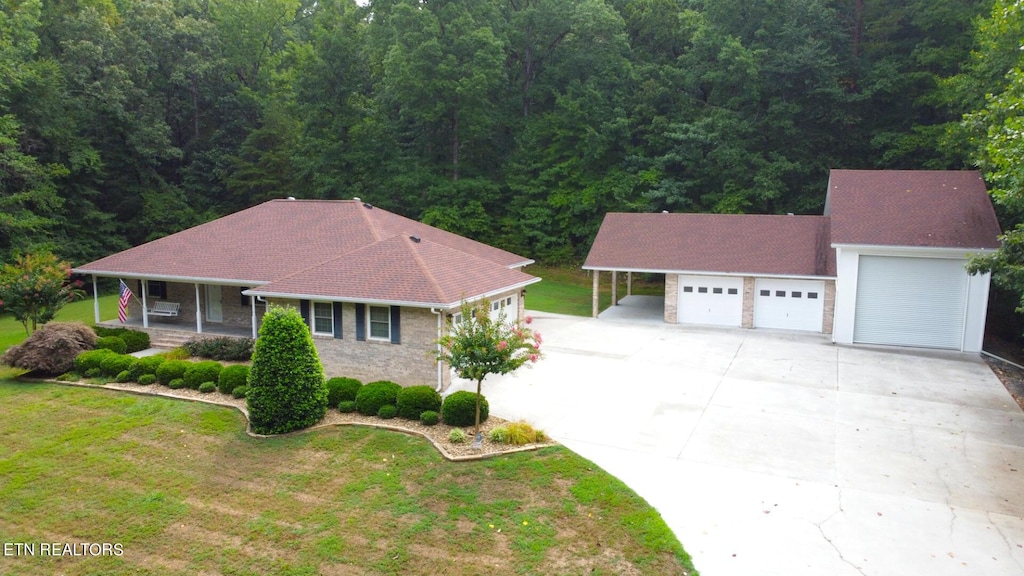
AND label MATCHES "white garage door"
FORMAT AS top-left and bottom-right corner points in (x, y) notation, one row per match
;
(677, 275), (743, 327)
(854, 256), (967, 349)
(753, 279), (825, 332)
